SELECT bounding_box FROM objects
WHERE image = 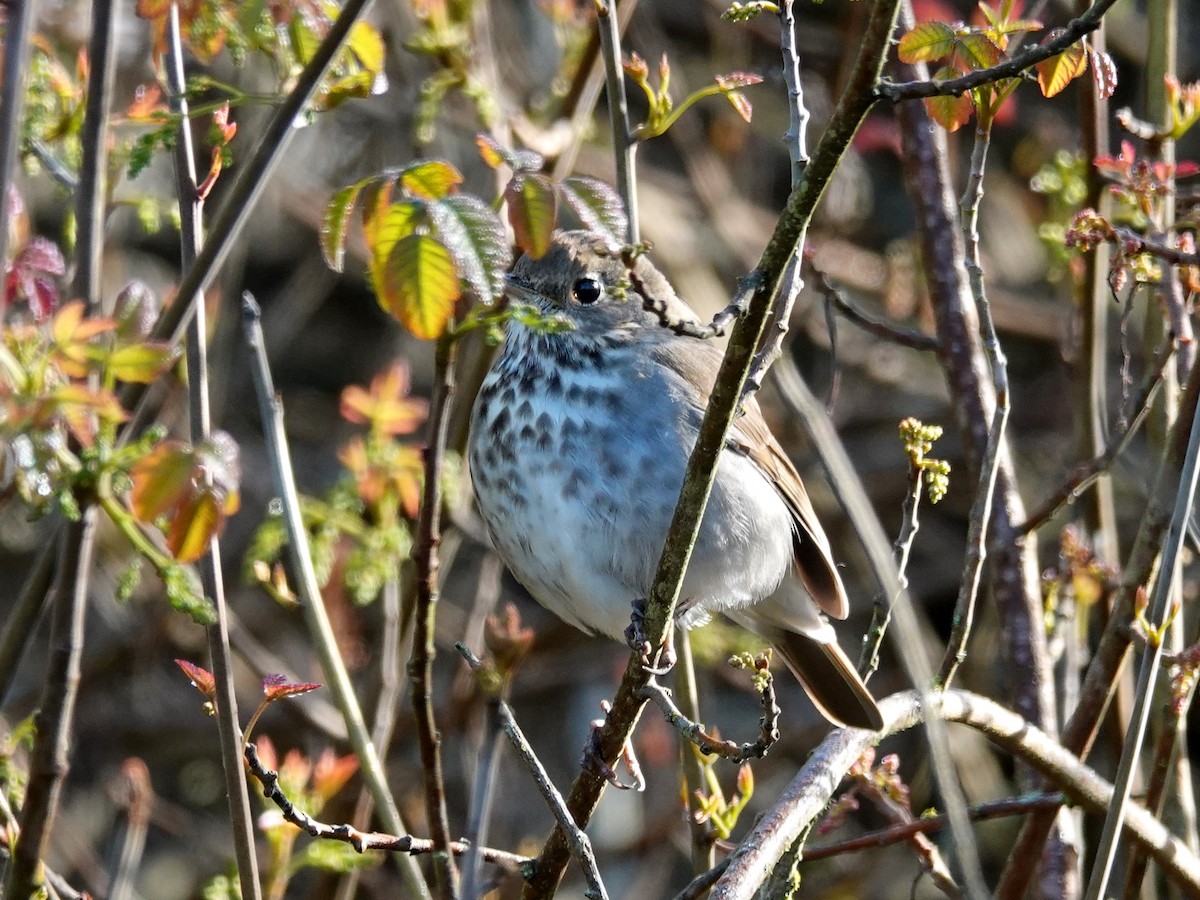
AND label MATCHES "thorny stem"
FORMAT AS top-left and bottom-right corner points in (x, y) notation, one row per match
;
(522, 0), (904, 893)
(457, 644), (609, 900)
(411, 333), (459, 899)
(165, 10), (262, 895)
(938, 116), (1010, 690)
(4, 513), (94, 898)
(597, 0), (638, 243)
(639, 673), (780, 763)
(241, 297), (430, 900)
(876, 0), (1119, 102)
